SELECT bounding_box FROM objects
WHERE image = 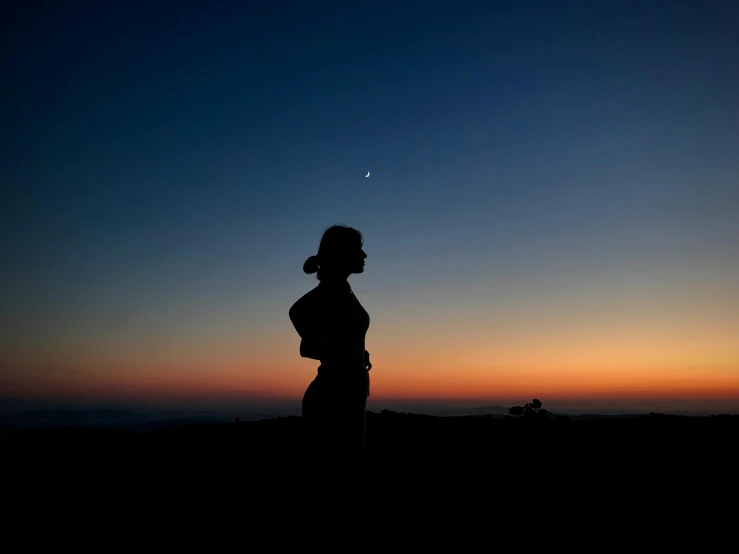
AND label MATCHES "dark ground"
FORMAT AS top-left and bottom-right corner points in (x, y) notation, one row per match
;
(2, 410), (735, 539)
(4, 410), (736, 474)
